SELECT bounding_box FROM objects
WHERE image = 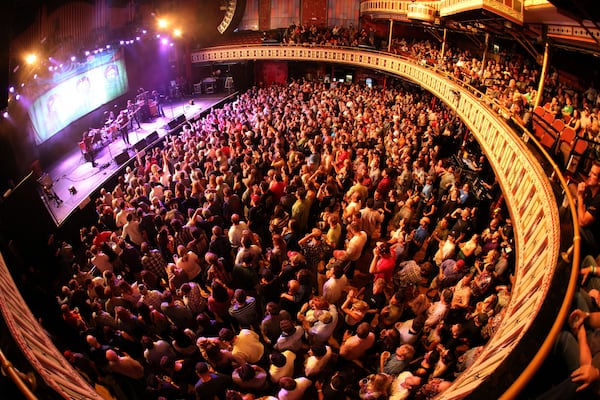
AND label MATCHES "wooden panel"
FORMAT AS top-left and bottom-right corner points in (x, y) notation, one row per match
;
(301, 0), (327, 27)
